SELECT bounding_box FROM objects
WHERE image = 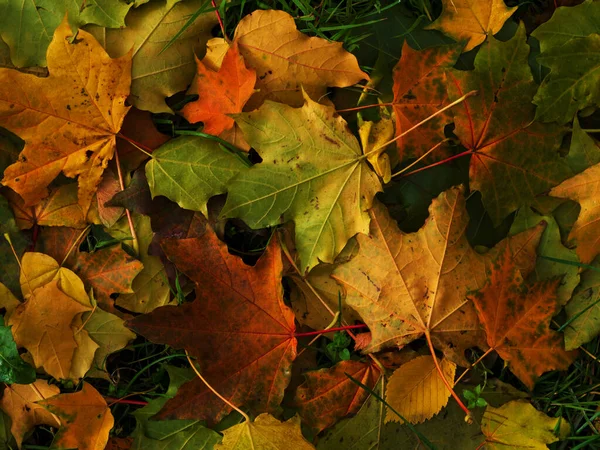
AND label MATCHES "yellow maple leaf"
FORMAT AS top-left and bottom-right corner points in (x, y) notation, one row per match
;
(426, 0), (517, 52)
(0, 16), (131, 213)
(216, 414), (315, 450)
(385, 355), (456, 424)
(8, 280), (92, 380)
